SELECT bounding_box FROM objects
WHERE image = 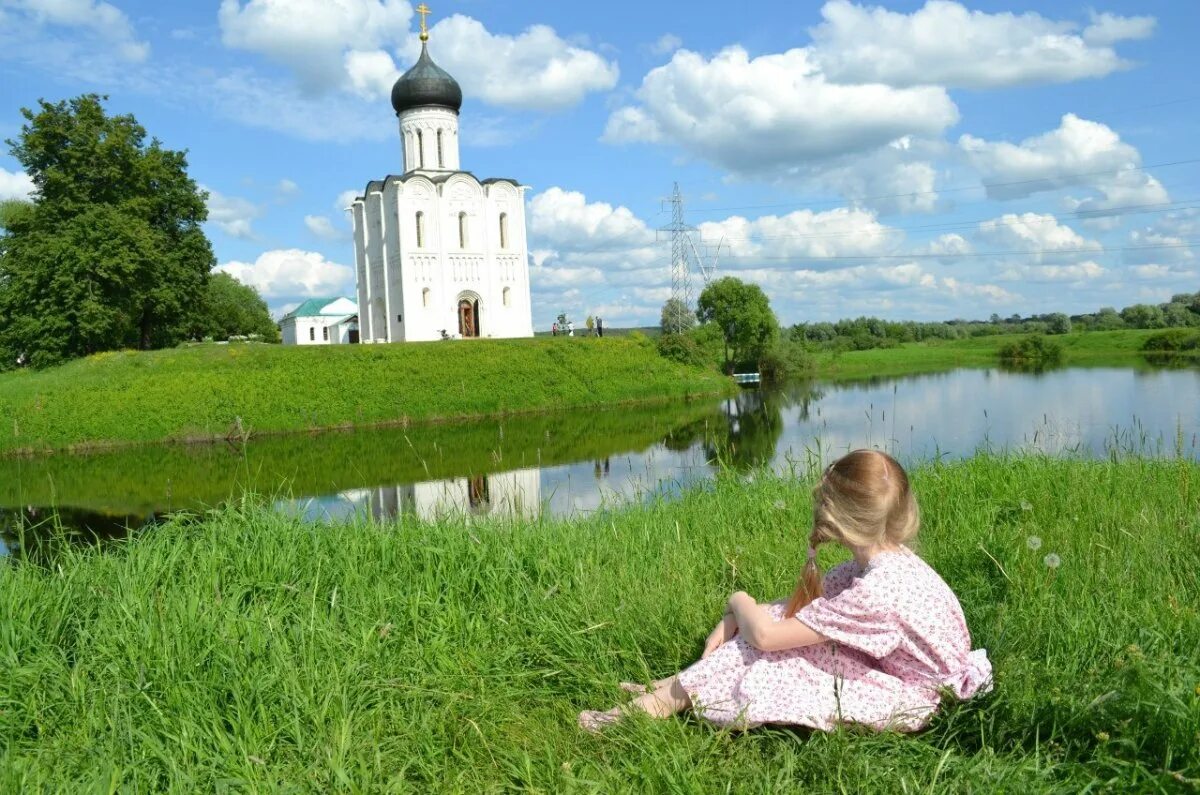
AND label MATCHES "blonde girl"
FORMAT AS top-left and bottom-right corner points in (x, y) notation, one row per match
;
(579, 449), (992, 732)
